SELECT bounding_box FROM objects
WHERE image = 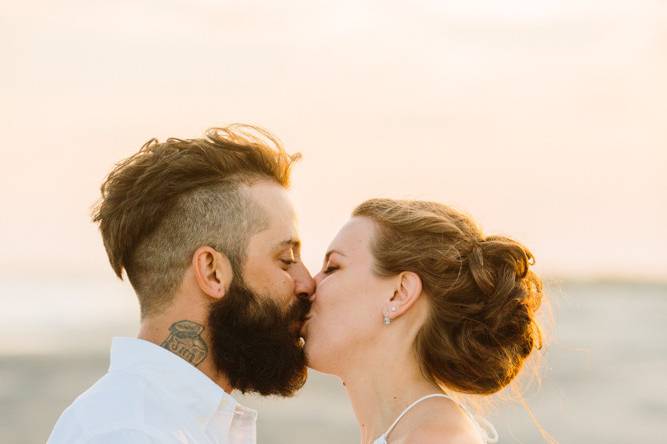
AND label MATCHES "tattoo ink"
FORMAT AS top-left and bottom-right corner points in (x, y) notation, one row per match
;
(161, 320), (208, 366)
